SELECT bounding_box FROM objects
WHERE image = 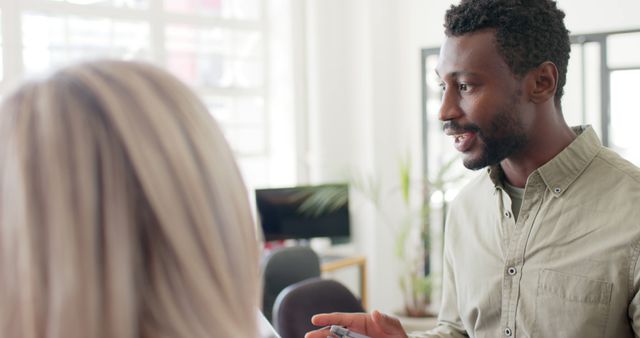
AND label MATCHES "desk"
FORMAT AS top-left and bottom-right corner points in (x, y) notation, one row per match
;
(320, 255), (367, 310)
